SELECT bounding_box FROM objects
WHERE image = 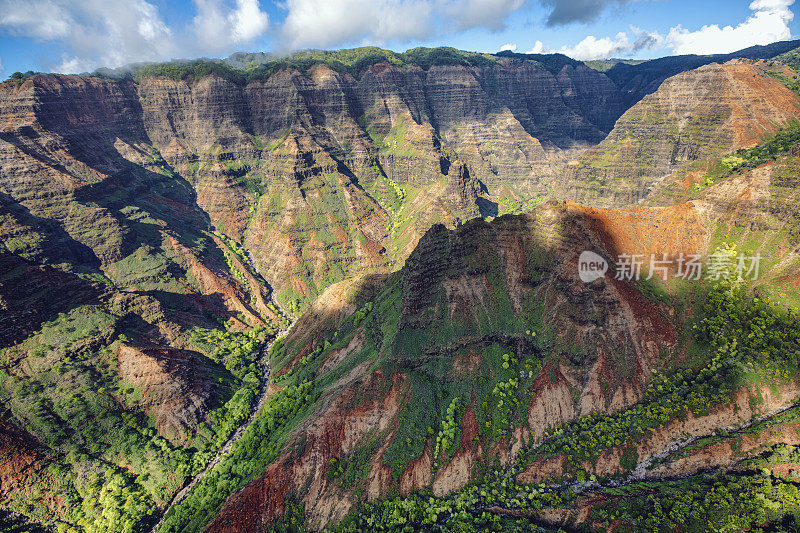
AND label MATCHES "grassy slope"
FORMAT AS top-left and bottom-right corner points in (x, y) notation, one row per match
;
(162, 133), (800, 531)
(322, 274), (800, 532)
(0, 148), (288, 531)
(6, 44), (800, 533)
